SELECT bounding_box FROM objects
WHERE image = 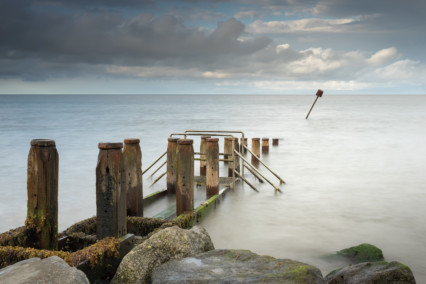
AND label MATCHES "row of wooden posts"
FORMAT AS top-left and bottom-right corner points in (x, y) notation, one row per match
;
(25, 136), (279, 250)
